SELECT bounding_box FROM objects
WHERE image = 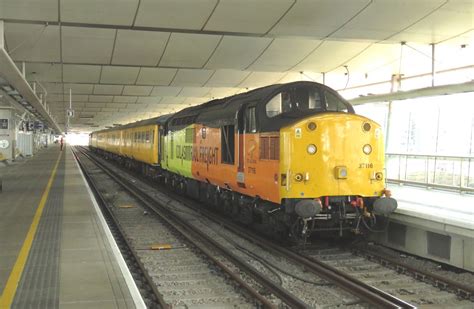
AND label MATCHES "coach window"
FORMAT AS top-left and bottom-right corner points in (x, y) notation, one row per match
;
(221, 125), (235, 164)
(245, 106), (257, 133)
(146, 131), (150, 143)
